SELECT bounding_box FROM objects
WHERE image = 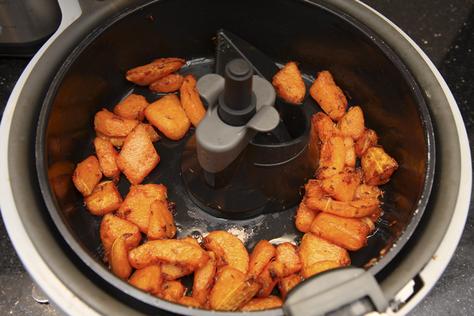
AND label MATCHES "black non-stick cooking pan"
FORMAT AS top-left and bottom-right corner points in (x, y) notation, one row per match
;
(15, 0), (442, 314)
